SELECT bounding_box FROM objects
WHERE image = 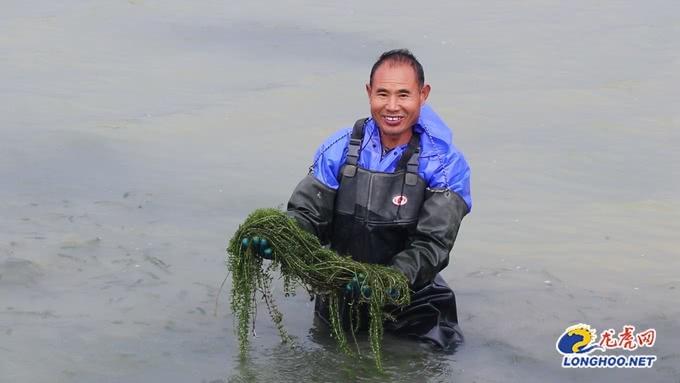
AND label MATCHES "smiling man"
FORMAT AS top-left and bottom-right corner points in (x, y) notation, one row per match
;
(286, 49), (472, 349)
(367, 52), (430, 150)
